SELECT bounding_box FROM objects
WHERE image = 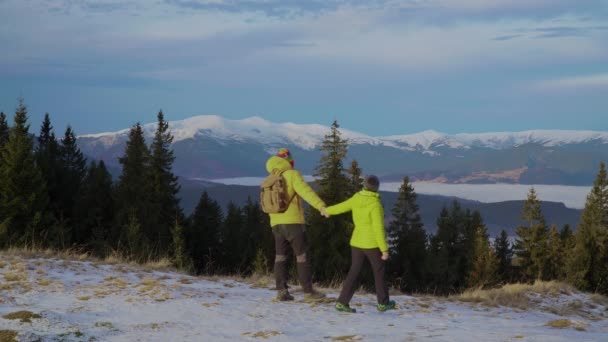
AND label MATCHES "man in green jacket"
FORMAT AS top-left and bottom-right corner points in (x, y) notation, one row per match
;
(266, 148), (327, 301)
(325, 175), (396, 313)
